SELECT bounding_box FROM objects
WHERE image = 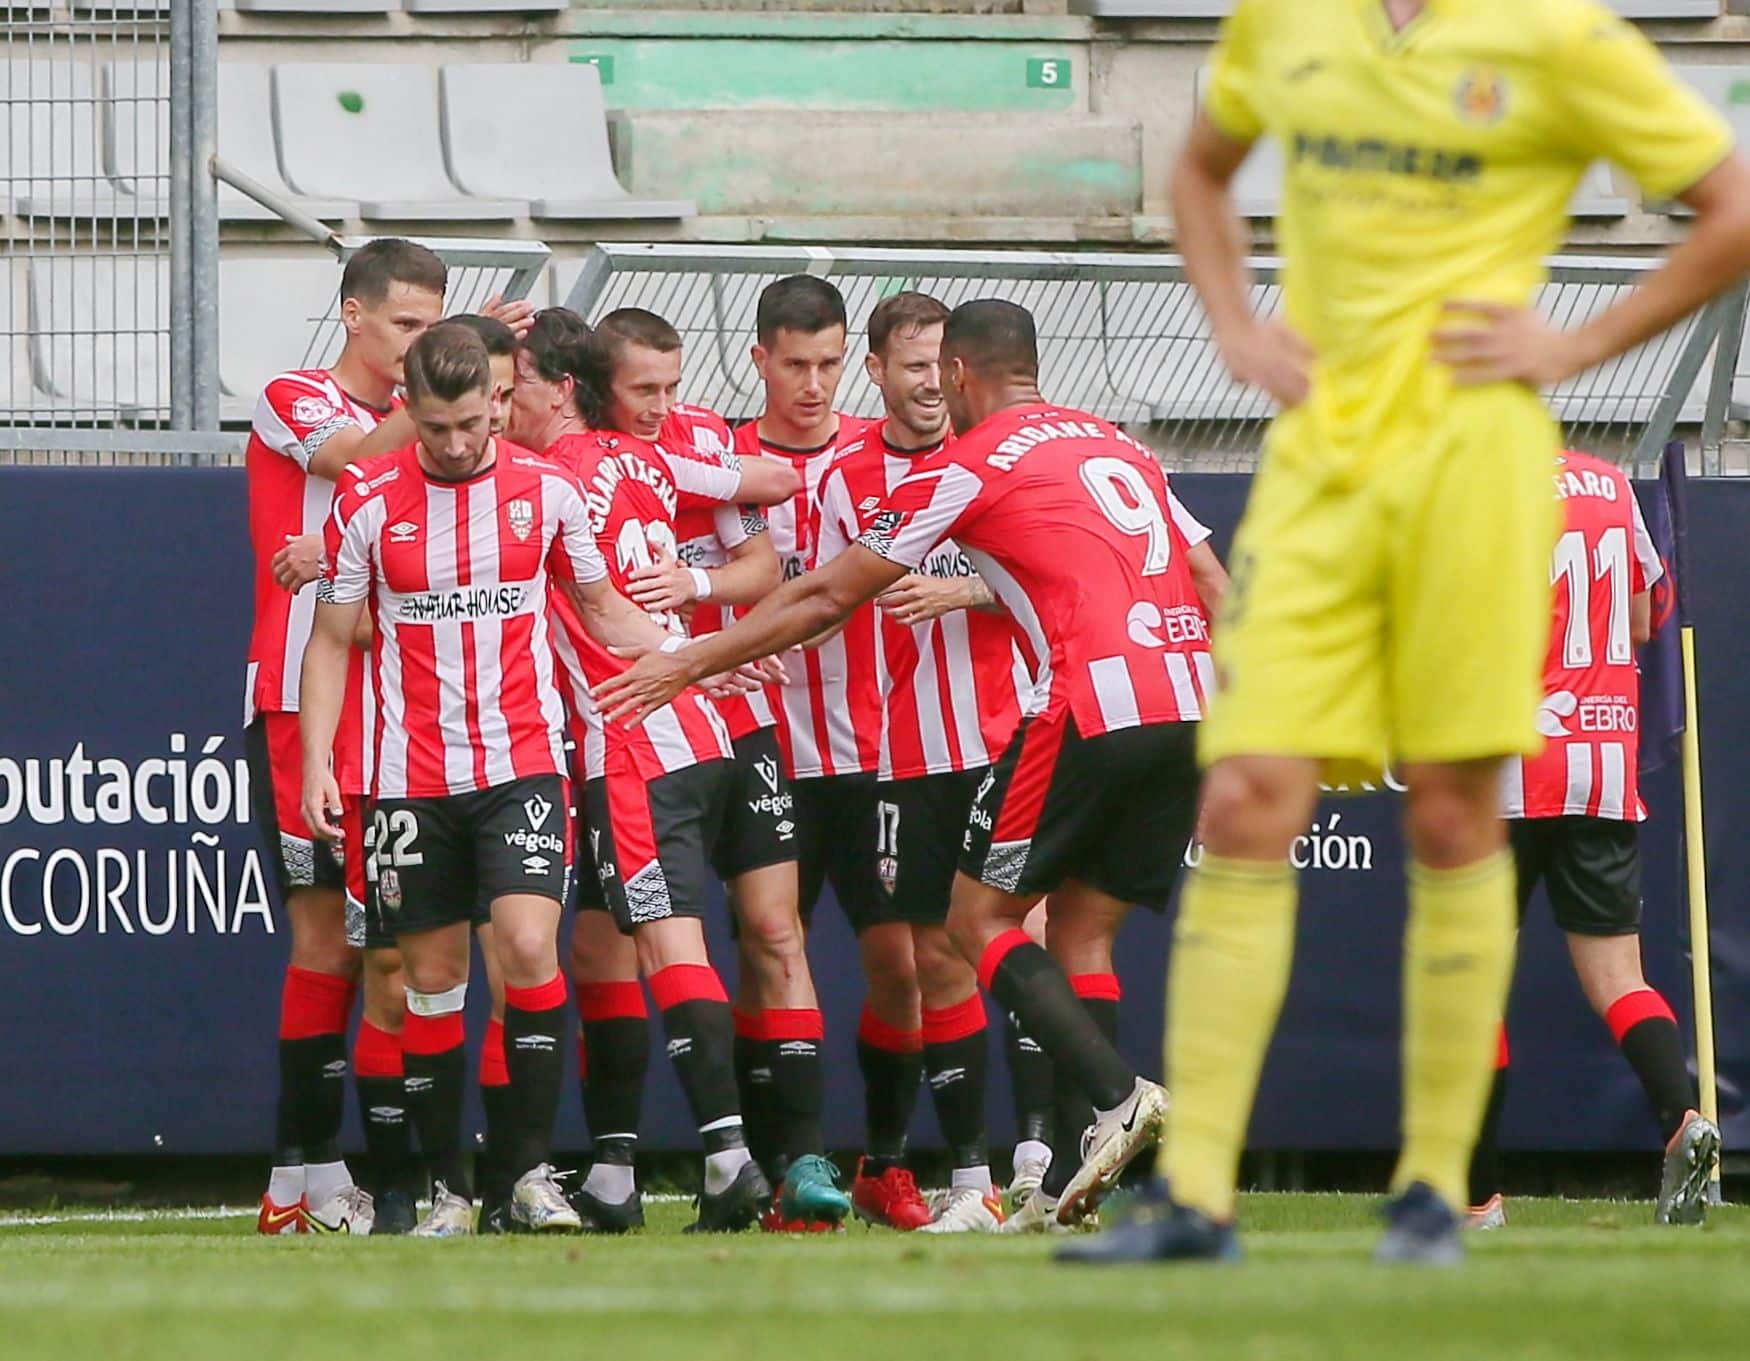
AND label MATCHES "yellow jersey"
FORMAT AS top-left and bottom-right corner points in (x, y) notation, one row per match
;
(1205, 0), (1732, 474)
